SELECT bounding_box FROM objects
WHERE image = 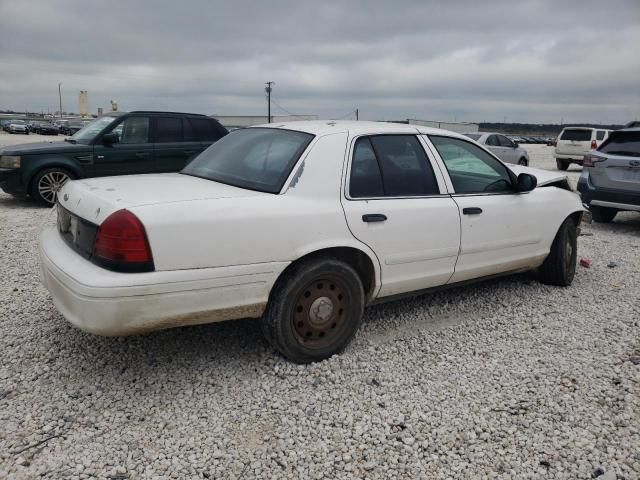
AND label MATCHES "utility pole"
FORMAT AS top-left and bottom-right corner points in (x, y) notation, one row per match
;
(355, 108), (359, 120)
(265, 81), (274, 123)
(58, 82), (63, 118)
